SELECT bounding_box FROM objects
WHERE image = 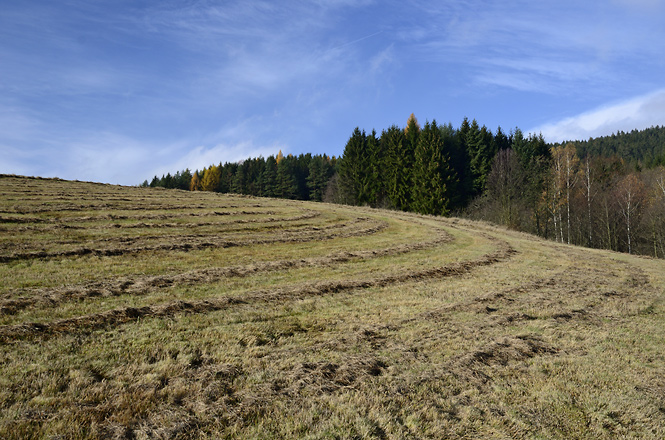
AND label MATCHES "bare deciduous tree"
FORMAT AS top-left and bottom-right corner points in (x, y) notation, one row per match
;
(615, 174), (647, 254)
